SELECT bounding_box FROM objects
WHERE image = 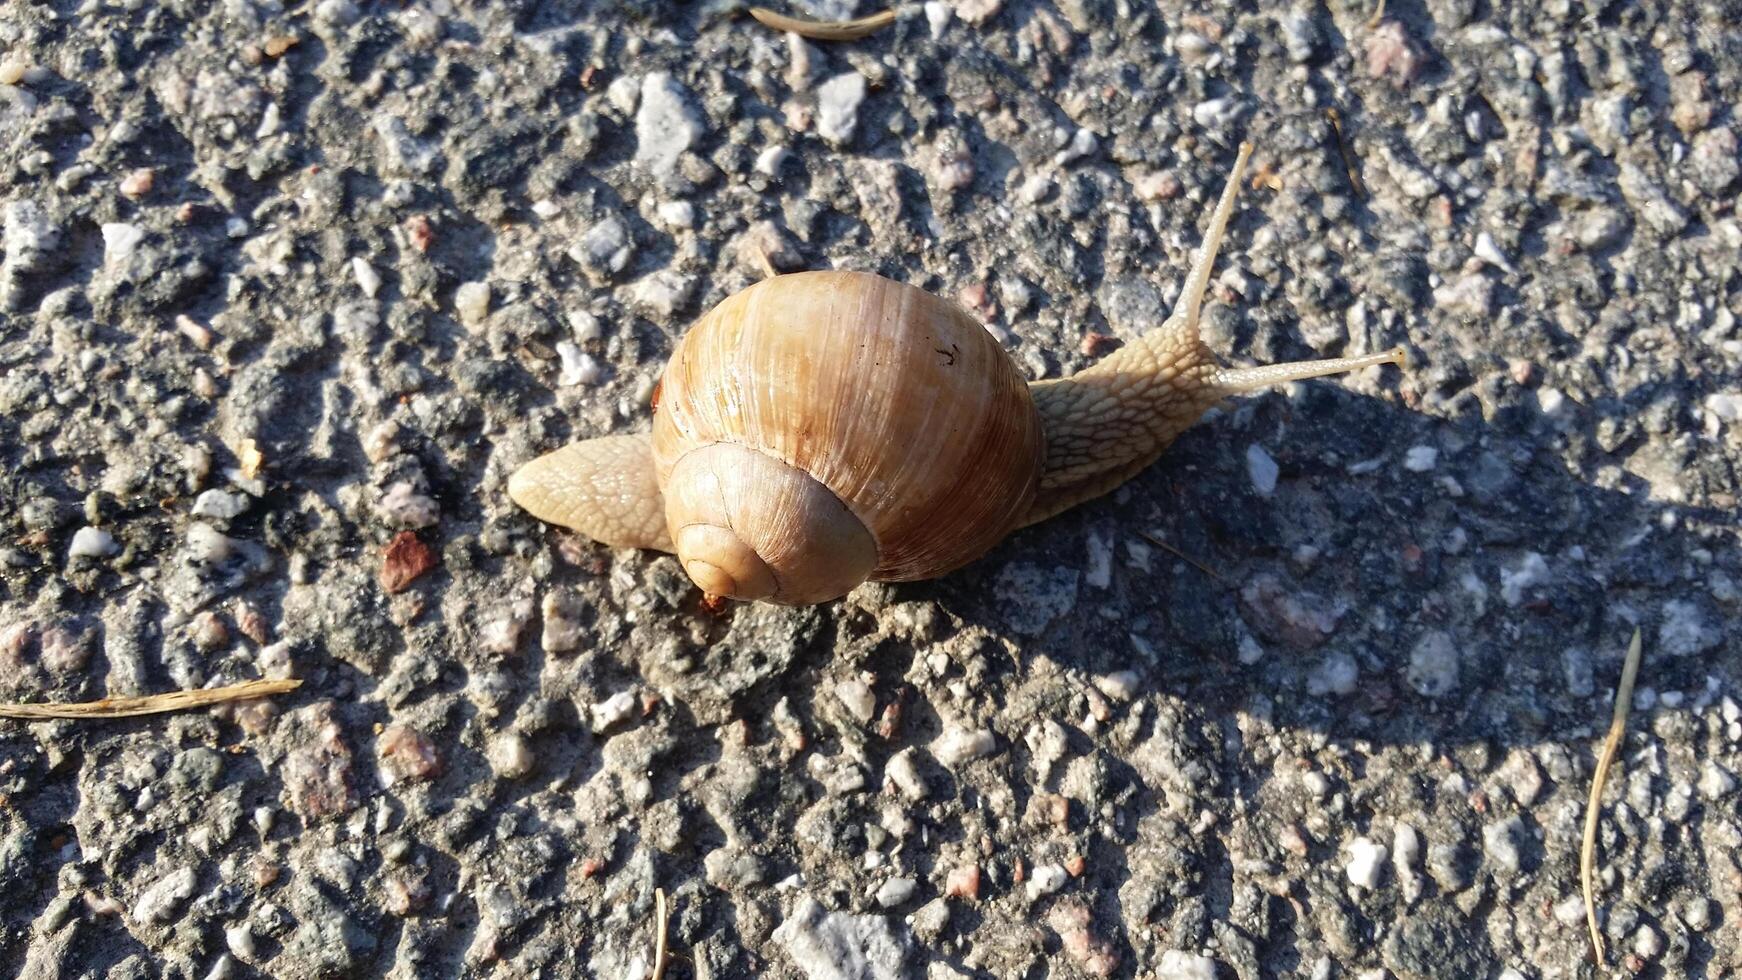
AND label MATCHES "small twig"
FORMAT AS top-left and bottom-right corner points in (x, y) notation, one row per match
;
(1582, 627), (1643, 967)
(748, 6), (895, 41)
(1325, 108), (1366, 199)
(1366, 0), (1388, 28)
(754, 244), (779, 280)
(0, 679), (302, 720)
(651, 887), (670, 980)
(1138, 531), (1225, 584)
